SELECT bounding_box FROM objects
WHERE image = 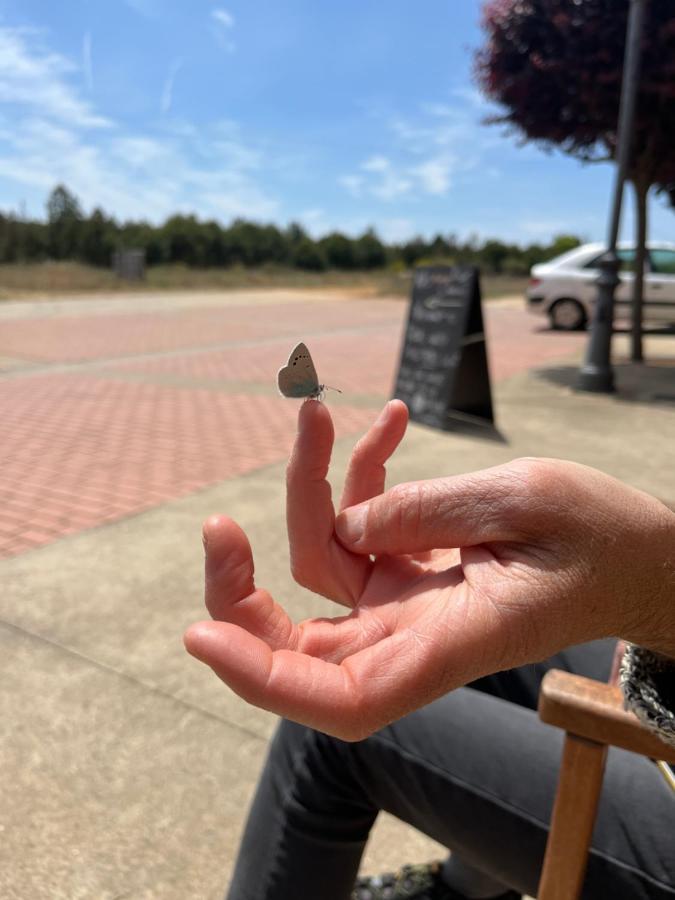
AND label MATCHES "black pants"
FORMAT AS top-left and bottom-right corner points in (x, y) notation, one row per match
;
(226, 641), (674, 899)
